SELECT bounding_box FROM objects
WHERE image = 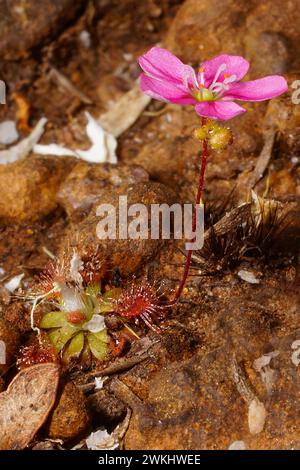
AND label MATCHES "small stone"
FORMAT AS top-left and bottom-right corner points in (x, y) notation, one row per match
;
(47, 381), (90, 441)
(87, 389), (126, 426)
(237, 270), (260, 284)
(32, 441), (58, 451)
(228, 440), (247, 450)
(0, 155), (75, 222)
(57, 161), (149, 219)
(248, 398), (267, 435)
(0, 121), (19, 145)
(245, 31), (289, 76)
(79, 30), (91, 49)
(0, 317), (21, 376)
(63, 181), (176, 275)
(4, 273), (24, 293)
(291, 340), (300, 366)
